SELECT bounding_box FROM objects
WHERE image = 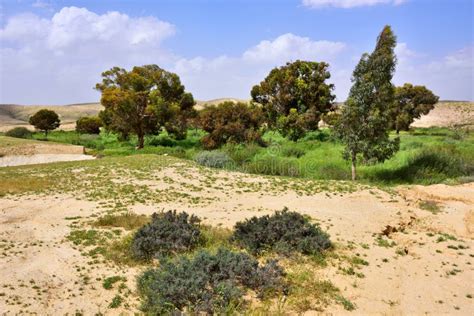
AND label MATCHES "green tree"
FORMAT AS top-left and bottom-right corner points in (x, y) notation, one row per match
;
(335, 25), (400, 180)
(95, 65), (195, 149)
(391, 83), (439, 133)
(76, 116), (103, 134)
(251, 60), (335, 140)
(29, 109), (60, 137)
